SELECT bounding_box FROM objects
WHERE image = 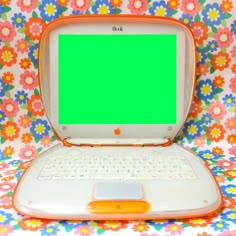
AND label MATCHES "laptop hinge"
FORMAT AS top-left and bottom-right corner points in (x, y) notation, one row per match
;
(63, 137), (172, 147)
